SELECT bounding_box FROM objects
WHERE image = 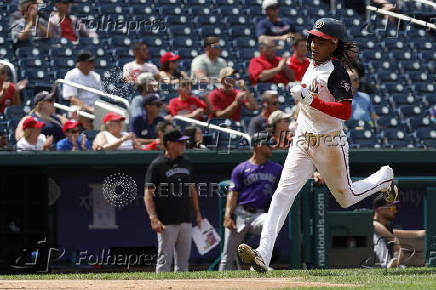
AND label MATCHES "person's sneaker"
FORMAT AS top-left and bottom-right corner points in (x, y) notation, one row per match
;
(238, 244), (268, 273)
(382, 181), (398, 204)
